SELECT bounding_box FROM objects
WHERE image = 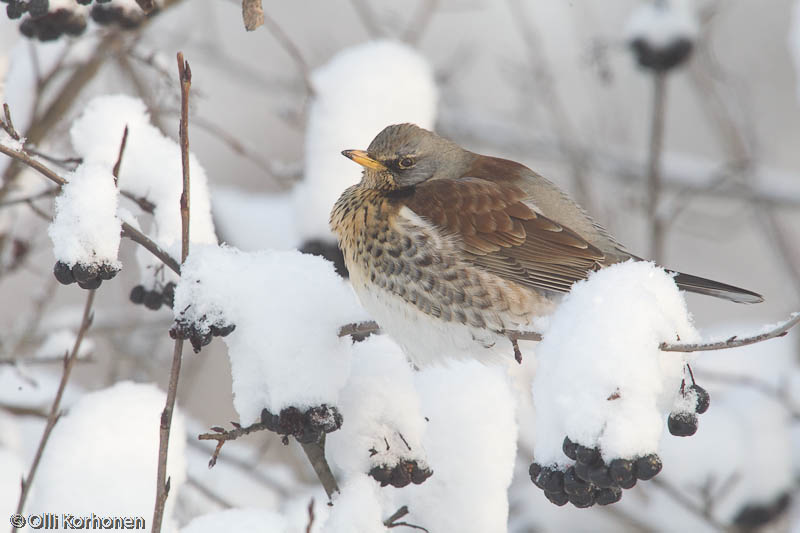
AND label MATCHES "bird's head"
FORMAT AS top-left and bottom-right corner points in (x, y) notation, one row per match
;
(342, 123), (472, 191)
